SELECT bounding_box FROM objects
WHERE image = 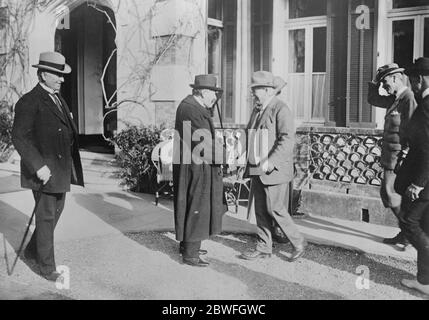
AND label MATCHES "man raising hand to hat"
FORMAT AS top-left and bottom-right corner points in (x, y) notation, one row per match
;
(12, 52), (84, 281)
(367, 63), (417, 249)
